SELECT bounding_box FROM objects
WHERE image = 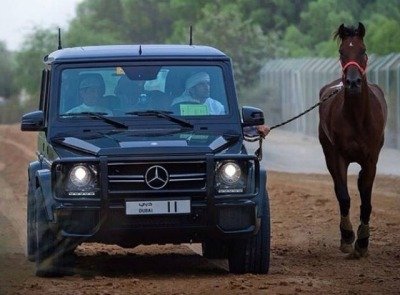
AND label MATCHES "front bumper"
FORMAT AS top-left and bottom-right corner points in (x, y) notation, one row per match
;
(54, 198), (259, 244)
